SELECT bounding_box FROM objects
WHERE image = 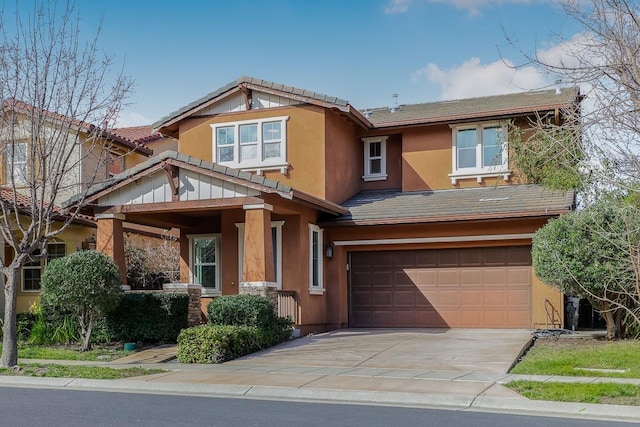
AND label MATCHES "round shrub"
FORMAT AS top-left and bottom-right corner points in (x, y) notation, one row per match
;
(40, 250), (123, 351)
